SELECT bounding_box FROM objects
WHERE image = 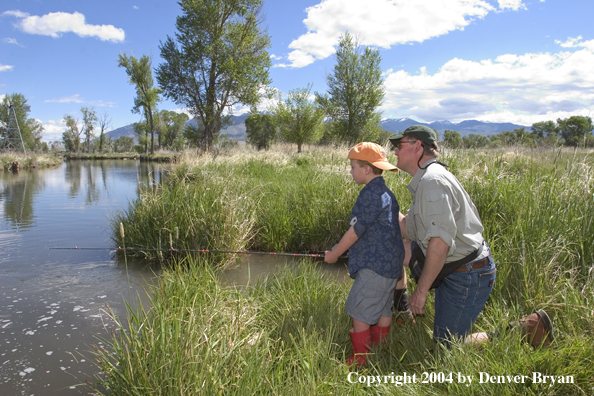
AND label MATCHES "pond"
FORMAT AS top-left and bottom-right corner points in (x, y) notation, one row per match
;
(0, 160), (165, 395)
(0, 159), (349, 395)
